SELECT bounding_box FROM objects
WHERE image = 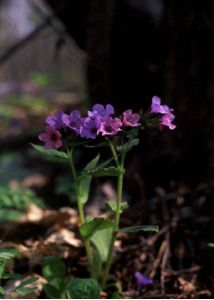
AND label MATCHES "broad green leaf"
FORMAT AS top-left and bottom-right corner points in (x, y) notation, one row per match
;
(80, 218), (113, 239)
(2, 273), (22, 280)
(42, 256), (66, 280)
(15, 286), (37, 296)
(66, 278), (100, 299)
(91, 226), (113, 262)
(44, 284), (61, 299)
(84, 154), (100, 171)
(0, 248), (19, 260)
(0, 286), (5, 296)
(92, 249), (102, 279)
(31, 144), (68, 160)
(208, 243), (214, 248)
(106, 201), (128, 213)
(16, 277), (38, 288)
(120, 225), (159, 233)
(15, 277), (38, 296)
(117, 138), (139, 153)
(96, 157), (114, 169)
(78, 155), (100, 204)
(88, 167), (123, 177)
(0, 260), (6, 279)
(78, 176), (92, 204)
